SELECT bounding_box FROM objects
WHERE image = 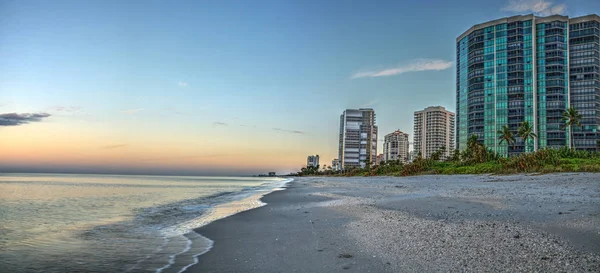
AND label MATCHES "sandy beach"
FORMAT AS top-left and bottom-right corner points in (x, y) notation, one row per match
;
(189, 174), (600, 272)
